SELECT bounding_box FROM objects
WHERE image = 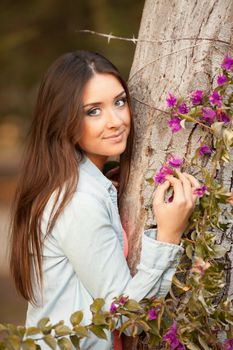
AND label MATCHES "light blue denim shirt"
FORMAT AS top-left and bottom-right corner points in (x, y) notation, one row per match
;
(26, 156), (184, 349)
